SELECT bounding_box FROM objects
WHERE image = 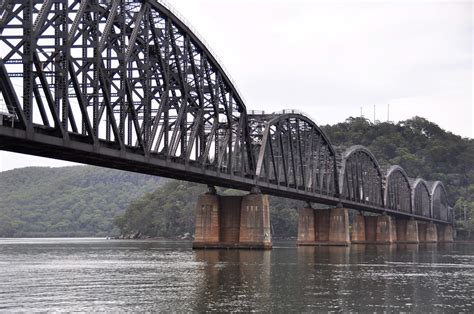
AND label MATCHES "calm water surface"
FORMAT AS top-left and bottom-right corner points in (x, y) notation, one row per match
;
(0, 238), (473, 312)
